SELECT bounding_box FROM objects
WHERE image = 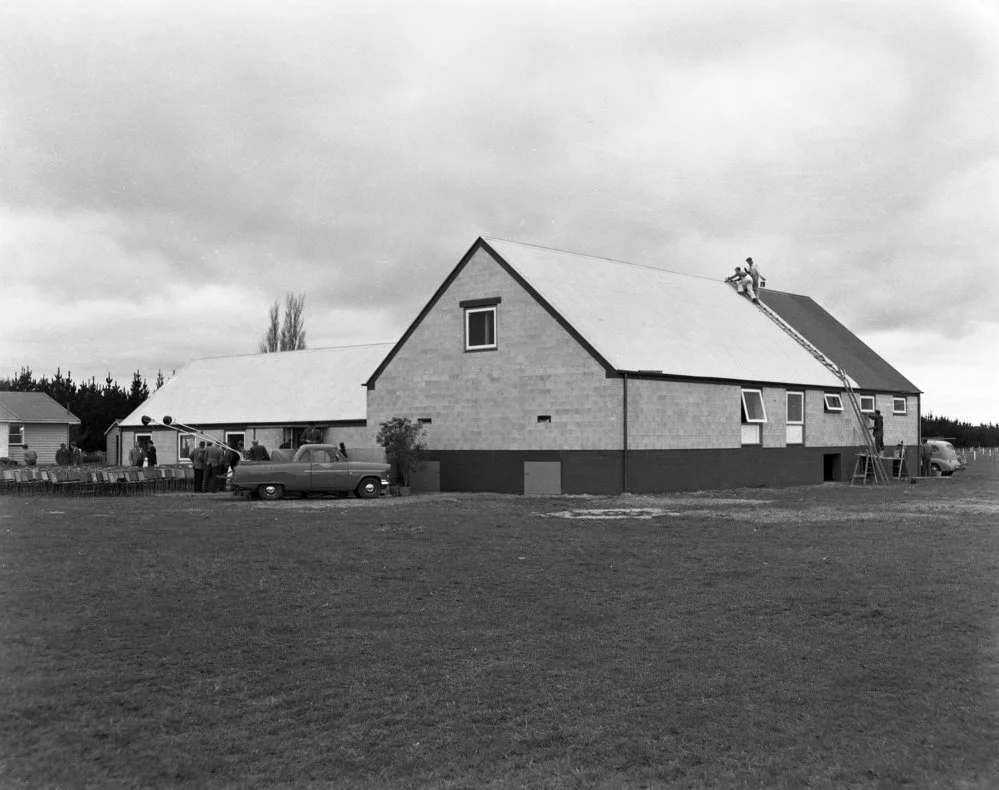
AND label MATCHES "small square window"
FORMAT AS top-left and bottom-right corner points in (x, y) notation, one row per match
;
(893, 397), (907, 415)
(824, 394), (844, 412)
(859, 395), (875, 413)
(741, 389), (766, 423)
(537, 415), (552, 424)
(465, 307), (497, 351)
